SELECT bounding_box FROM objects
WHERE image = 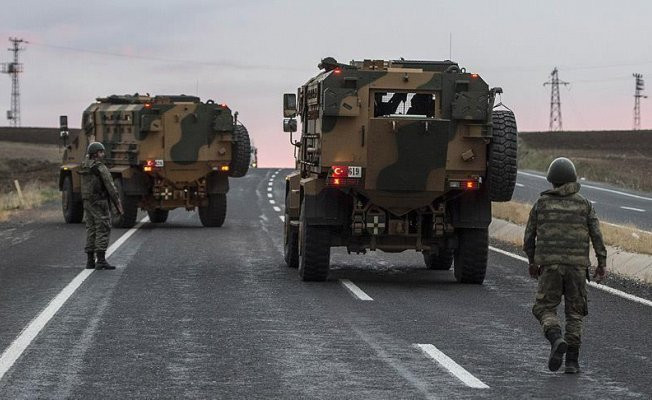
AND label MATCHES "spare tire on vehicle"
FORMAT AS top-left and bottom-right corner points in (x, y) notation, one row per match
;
(488, 110), (518, 202)
(229, 124), (251, 178)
